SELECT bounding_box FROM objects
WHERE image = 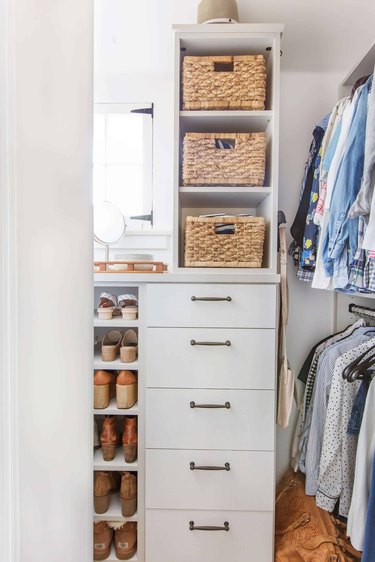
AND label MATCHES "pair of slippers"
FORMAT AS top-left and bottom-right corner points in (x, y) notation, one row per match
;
(97, 292), (138, 320)
(101, 329), (138, 363)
